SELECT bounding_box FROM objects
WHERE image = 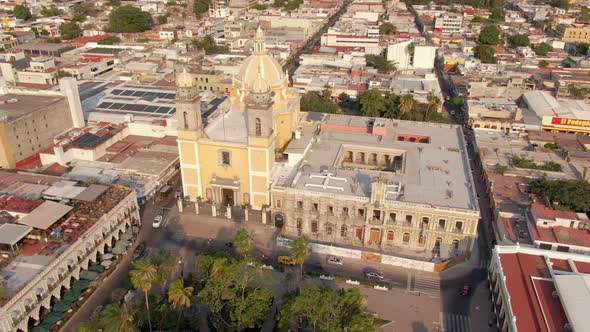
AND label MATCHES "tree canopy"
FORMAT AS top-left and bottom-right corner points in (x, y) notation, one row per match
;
(300, 92), (340, 114)
(529, 177), (590, 213)
(97, 36), (121, 45)
(13, 5), (31, 20)
(59, 22), (81, 40)
(478, 25), (501, 45)
(193, 0), (210, 18)
(358, 88), (445, 122)
(107, 5), (153, 33)
(379, 22), (397, 35)
(197, 253), (274, 331)
(507, 34), (530, 48)
(278, 287), (381, 332)
(473, 45), (497, 63)
(41, 5), (60, 17)
(489, 8), (505, 22)
(573, 42), (590, 56)
(191, 35), (229, 54)
(366, 54), (396, 74)
(534, 42), (553, 56)
(233, 229), (254, 257)
(538, 60), (549, 67)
